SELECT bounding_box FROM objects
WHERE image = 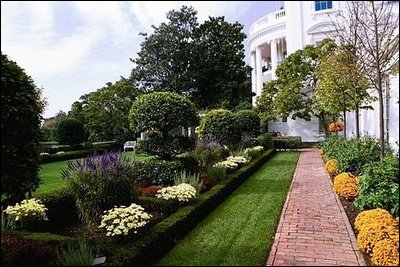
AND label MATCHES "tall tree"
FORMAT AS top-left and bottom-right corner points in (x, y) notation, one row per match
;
(256, 39), (336, 134)
(79, 79), (139, 142)
(130, 6), (198, 95)
(1, 52), (45, 207)
(191, 16), (252, 109)
(332, 1), (399, 159)
(315, 44), (372, 139)
(130, 6), (251, 110)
